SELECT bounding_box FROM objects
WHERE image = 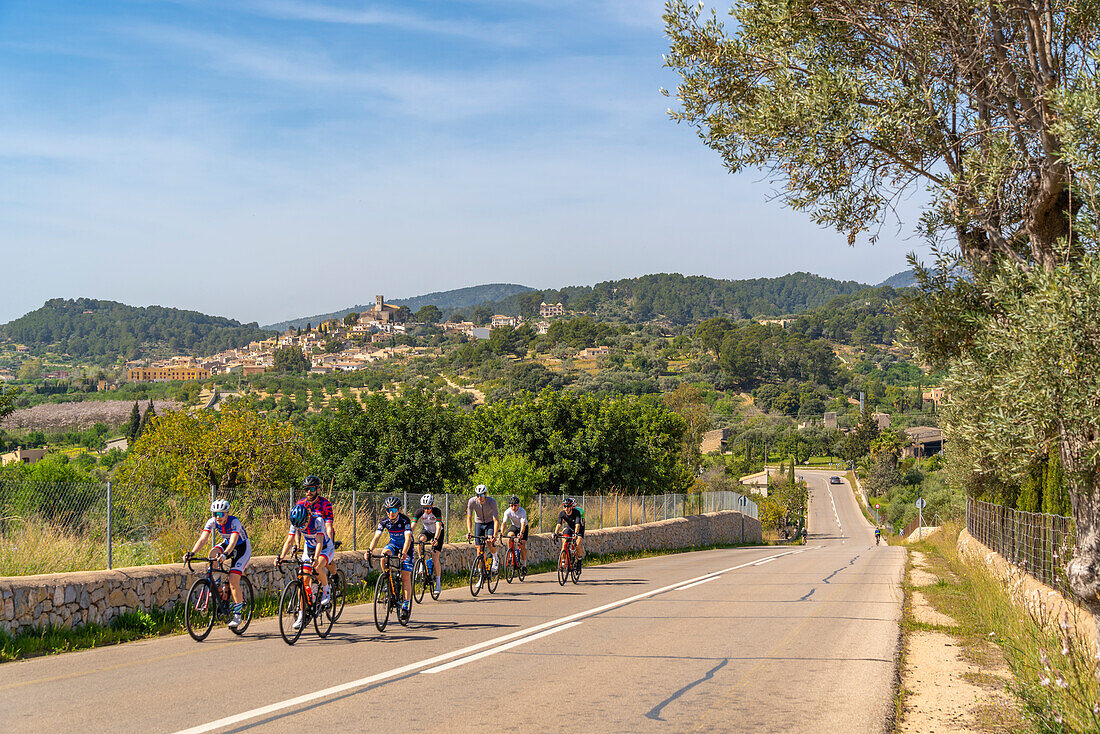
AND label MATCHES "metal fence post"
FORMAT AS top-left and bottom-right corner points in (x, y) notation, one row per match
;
(600, 494), (604, 530)
(445, 494), (450, 542)
(106, 481), (113, 570)
(352, 488), (358, 551)
(539, 493), (543, 533)
(210, 483), (216, 504)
